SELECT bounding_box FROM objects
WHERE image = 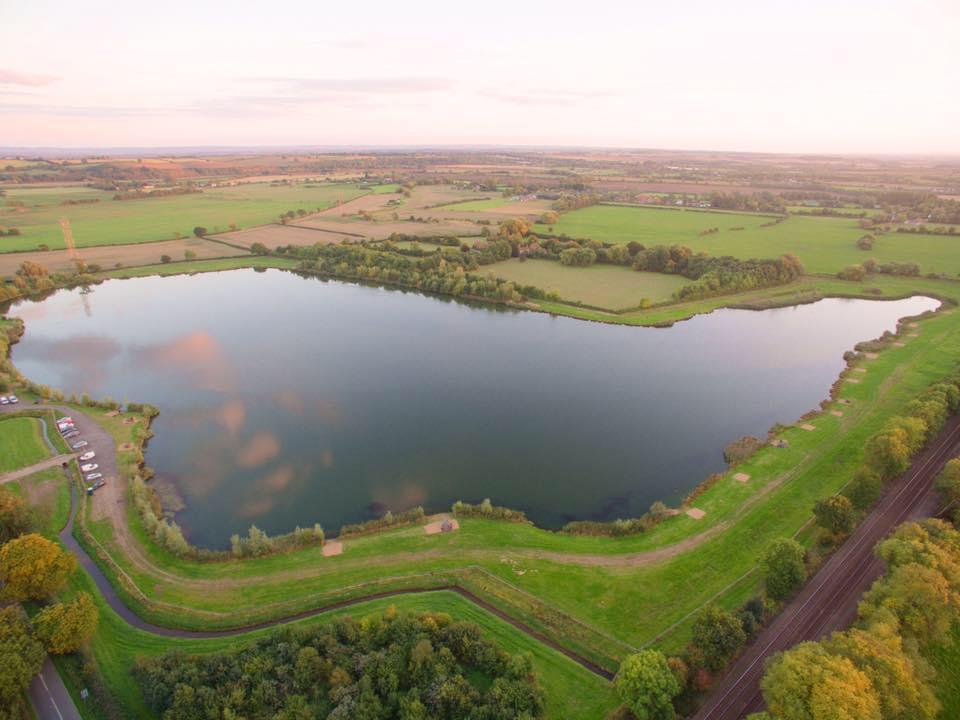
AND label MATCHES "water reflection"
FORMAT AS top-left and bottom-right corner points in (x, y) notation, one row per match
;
(6, 270), (940, 547)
